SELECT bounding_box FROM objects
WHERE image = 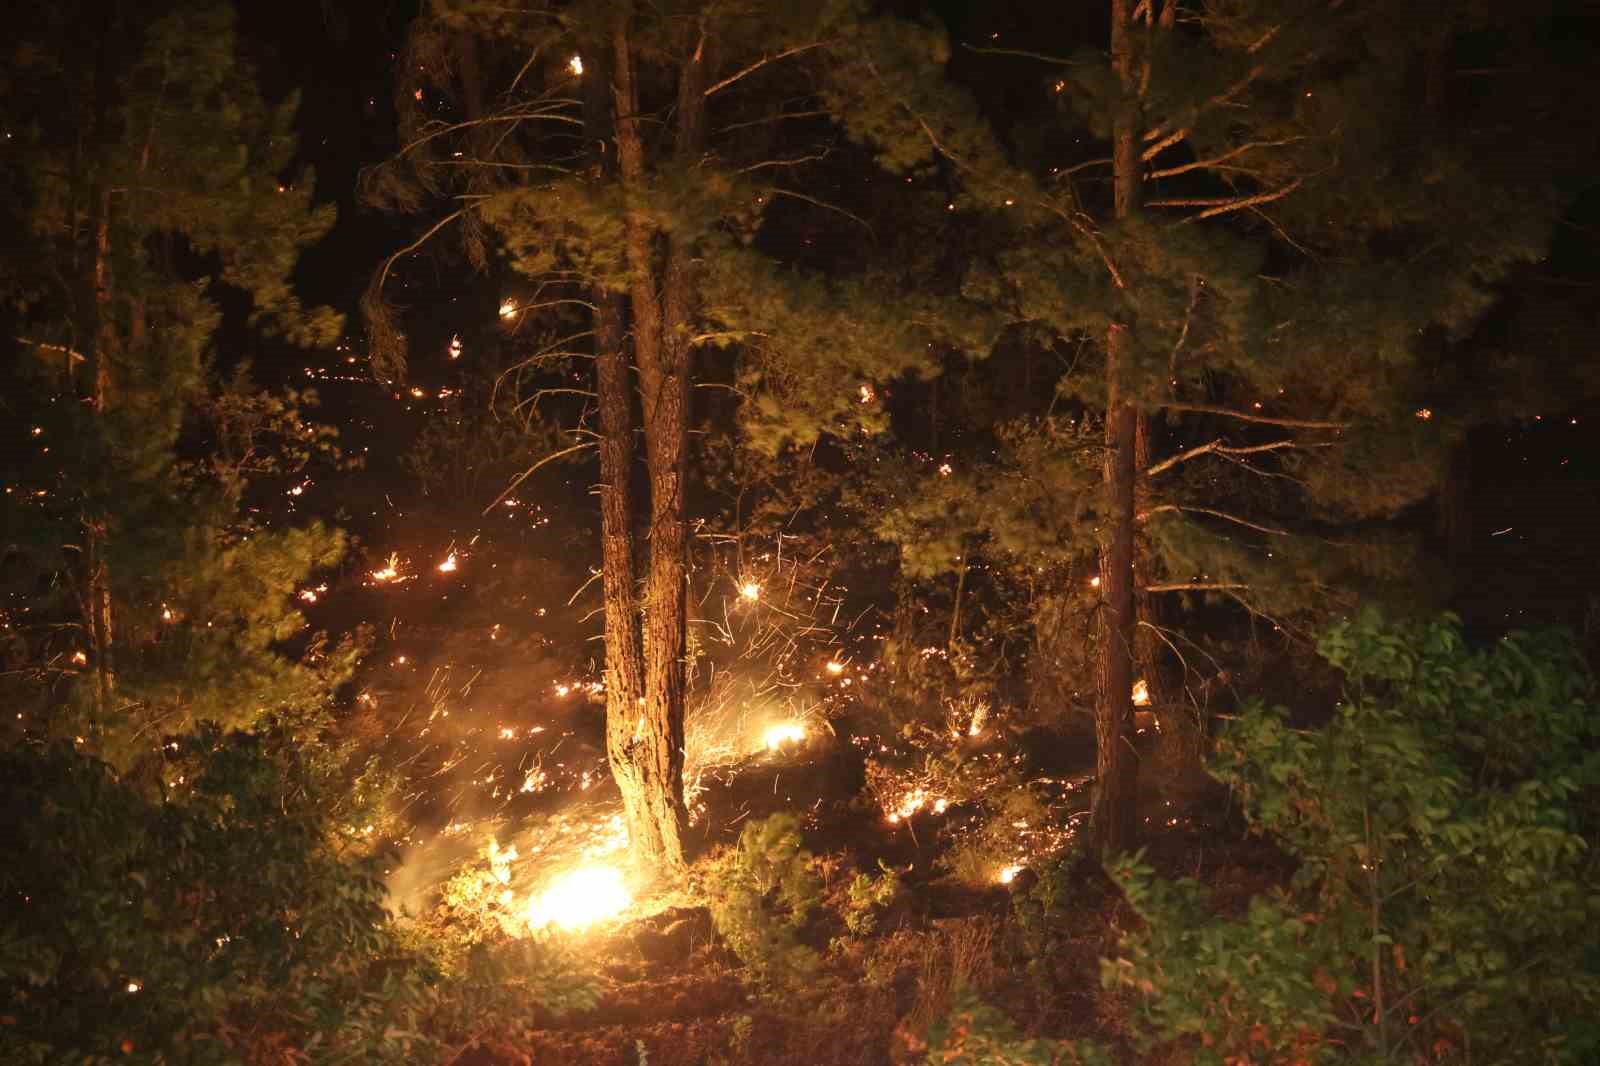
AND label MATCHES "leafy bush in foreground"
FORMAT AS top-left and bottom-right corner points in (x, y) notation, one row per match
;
(706, 814), (824, 989)
(1105, 610), (1600, 1065)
